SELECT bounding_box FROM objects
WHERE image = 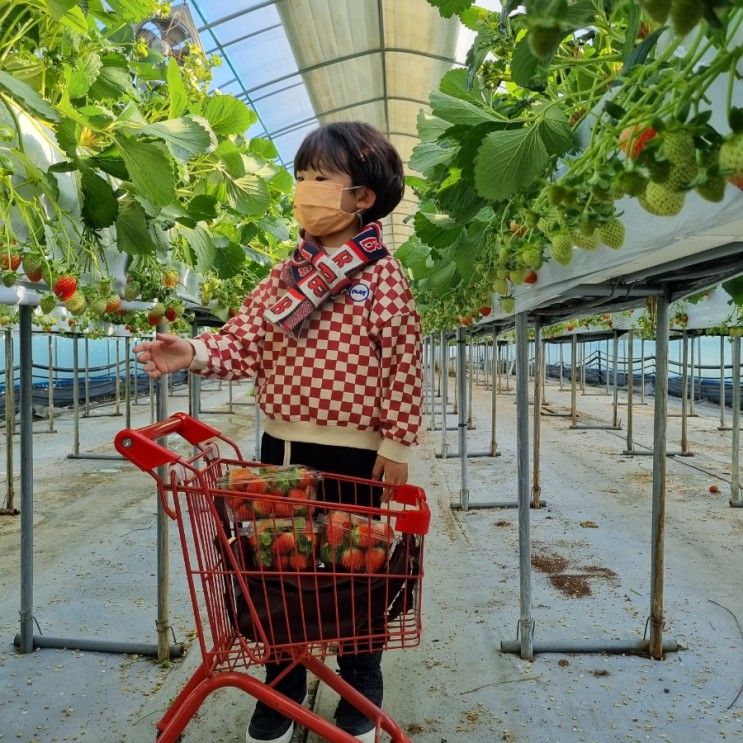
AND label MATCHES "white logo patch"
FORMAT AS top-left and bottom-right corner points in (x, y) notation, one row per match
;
(348, 283), (370, 302)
